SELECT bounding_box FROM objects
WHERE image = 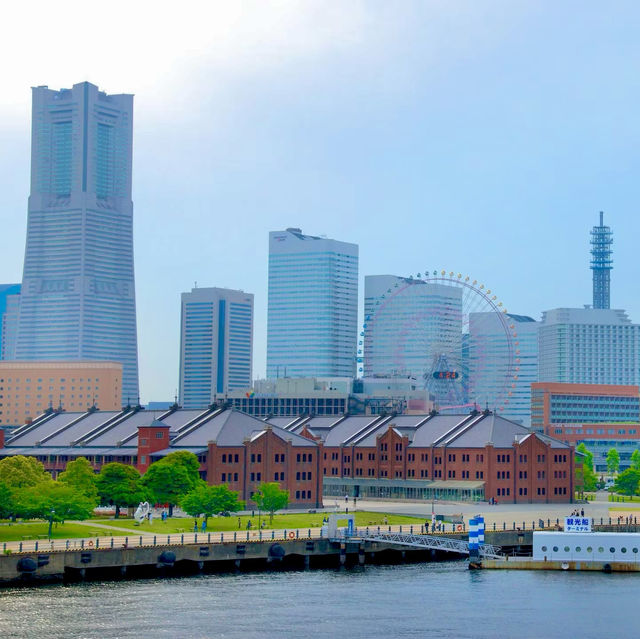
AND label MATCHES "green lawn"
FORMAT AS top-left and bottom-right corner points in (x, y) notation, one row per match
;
(88, 511), (425, 534)
(0, 522), (102, 543)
